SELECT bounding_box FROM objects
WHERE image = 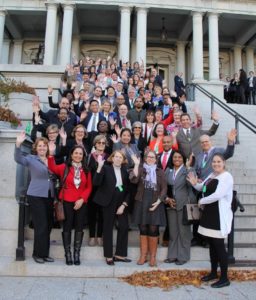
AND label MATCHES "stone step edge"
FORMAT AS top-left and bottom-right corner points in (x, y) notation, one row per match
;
(1, 257), (256, 279)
